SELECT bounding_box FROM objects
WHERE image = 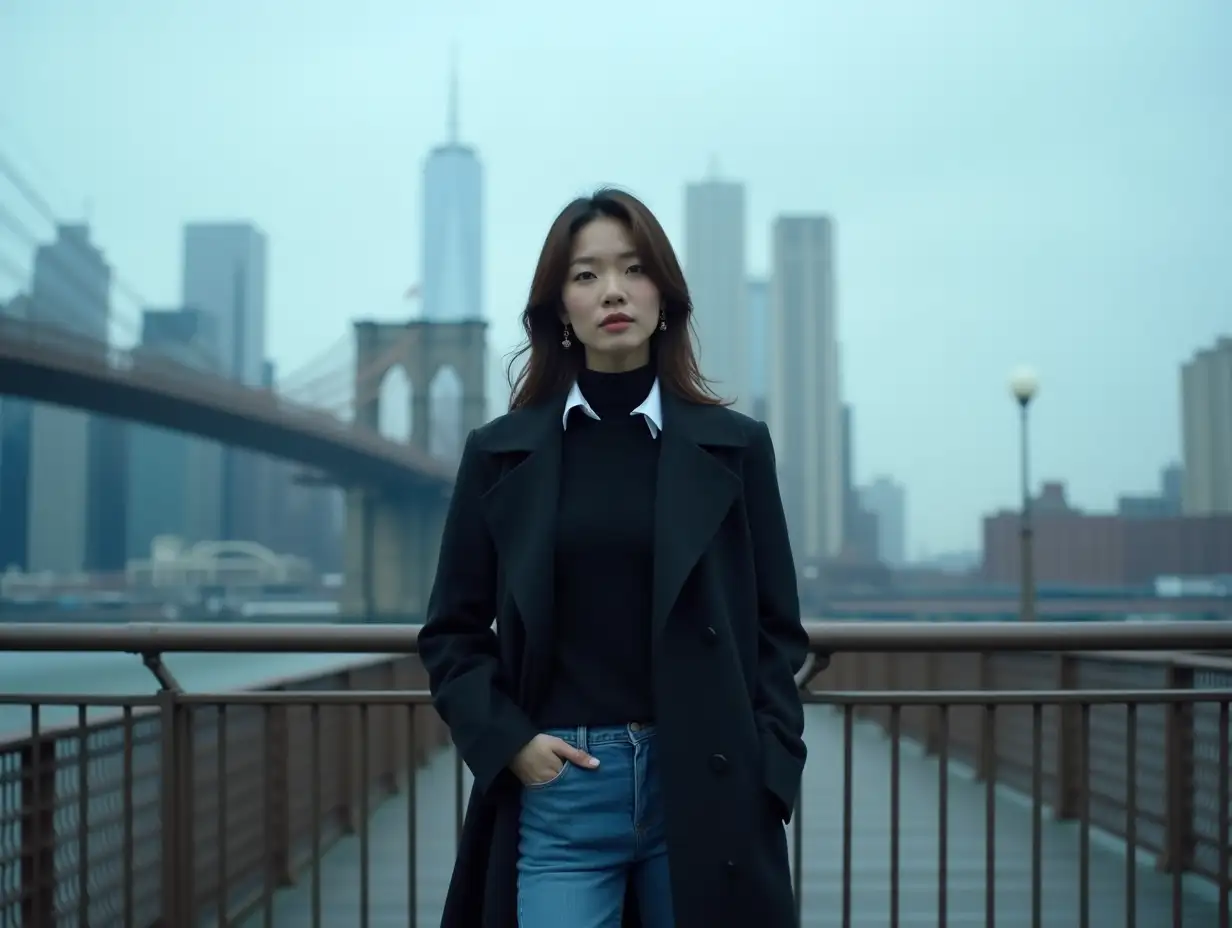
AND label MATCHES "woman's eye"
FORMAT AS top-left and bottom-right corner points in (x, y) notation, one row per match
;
(626, 264), (643, 275)
(572, 271), (595, 282)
